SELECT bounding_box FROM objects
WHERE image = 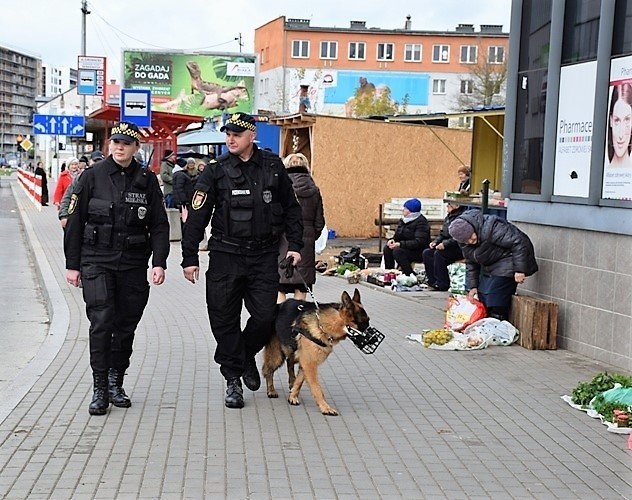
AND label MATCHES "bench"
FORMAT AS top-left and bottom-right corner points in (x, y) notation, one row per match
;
(375, 198), (445, 239)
